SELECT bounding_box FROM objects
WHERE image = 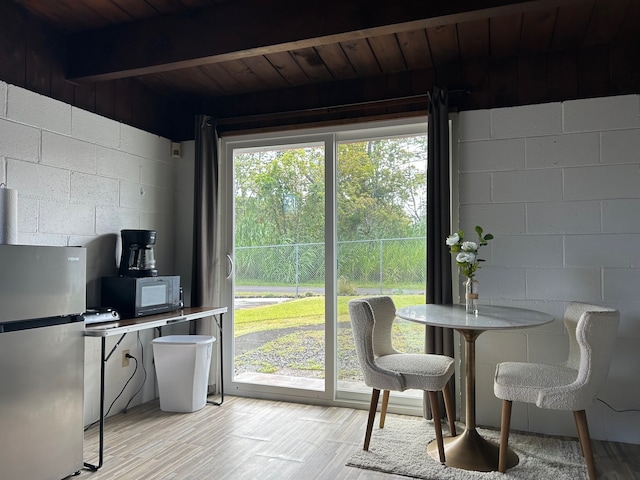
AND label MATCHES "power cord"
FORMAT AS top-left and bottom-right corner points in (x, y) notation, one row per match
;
(123, 333), (147, 413)
(84, 354), (140, 432)
(597, 398), (640, 414)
